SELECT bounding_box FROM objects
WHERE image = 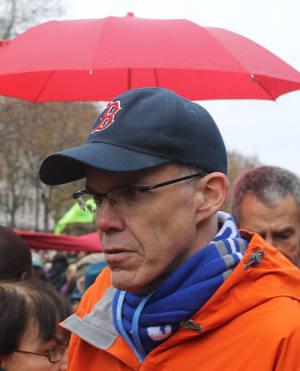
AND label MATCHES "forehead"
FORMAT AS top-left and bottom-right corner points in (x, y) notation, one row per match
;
(85, 163), (181, 189)
(238, 192), (300, 231)
(18, 321), (40, 348)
